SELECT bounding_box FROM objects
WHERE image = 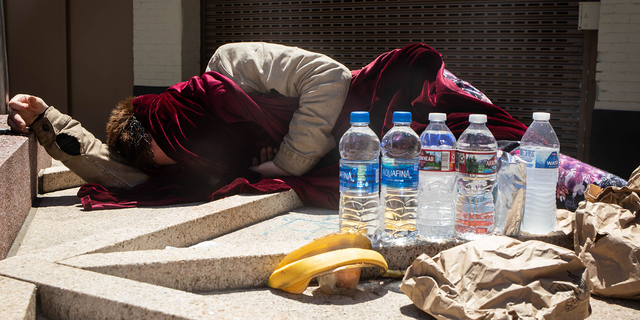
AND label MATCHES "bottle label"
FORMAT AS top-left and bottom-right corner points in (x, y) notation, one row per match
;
(381, 157), (419, 190)
(520, 148), (559, 169)
(456, 151), (497, 174)
(419, 149), (455, 172)
(339, 160), (379, 193)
